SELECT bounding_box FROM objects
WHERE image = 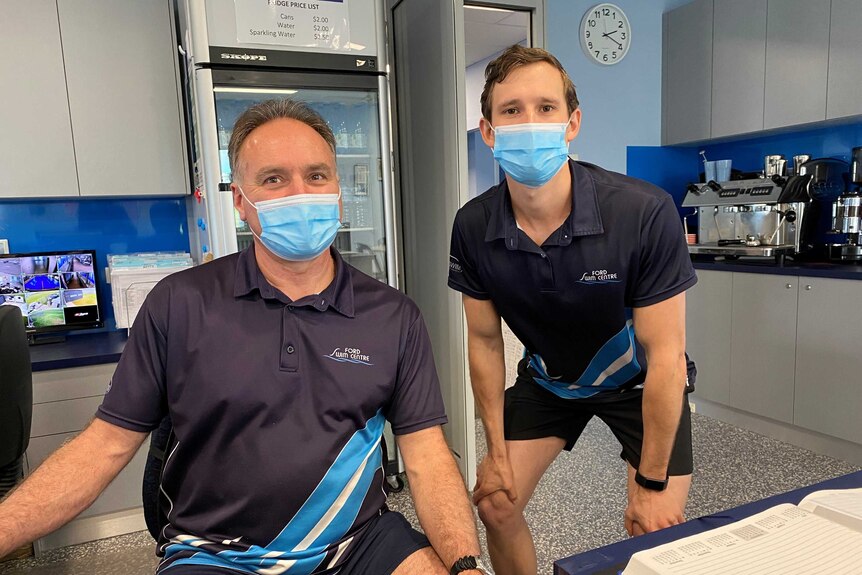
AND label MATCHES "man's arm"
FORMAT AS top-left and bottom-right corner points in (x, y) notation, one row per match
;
(0, 418), (148, 557)
(461, 295), (516, 504)
(396, 425), (482, 574)
(627, 291), (688, 533)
